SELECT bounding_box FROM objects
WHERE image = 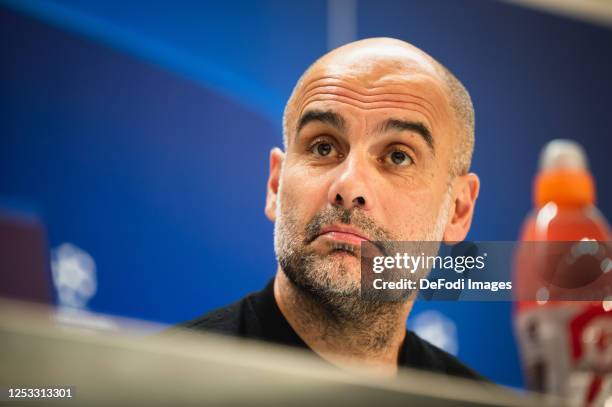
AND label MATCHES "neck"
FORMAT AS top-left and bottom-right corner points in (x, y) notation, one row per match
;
(273, 268), (413, 376)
